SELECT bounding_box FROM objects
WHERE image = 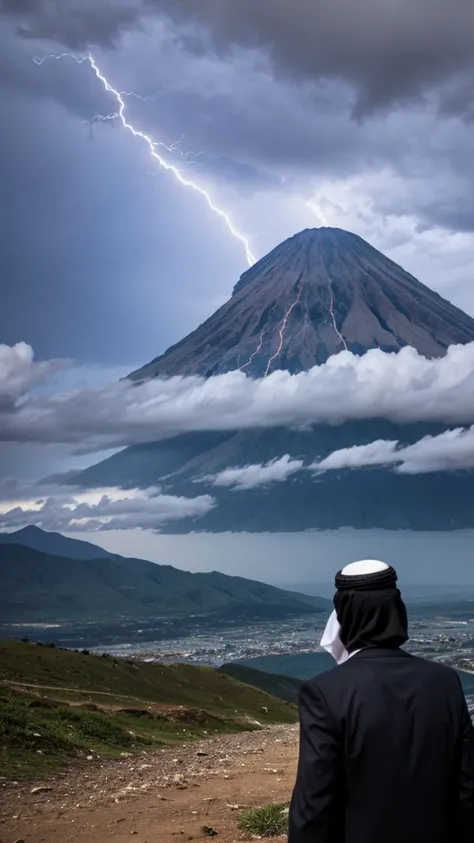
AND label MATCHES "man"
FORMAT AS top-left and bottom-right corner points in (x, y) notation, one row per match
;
(288, 559), (474, 843)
